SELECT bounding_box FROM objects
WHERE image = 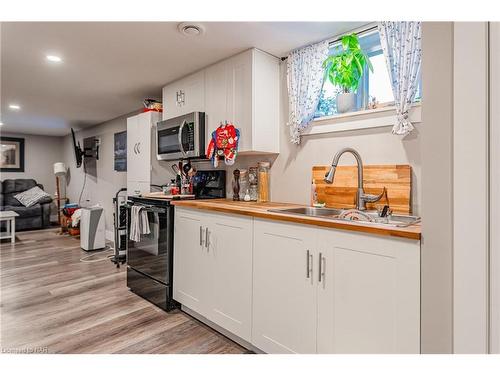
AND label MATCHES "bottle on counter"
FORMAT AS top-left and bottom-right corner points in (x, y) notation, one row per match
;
(232, 169), (241, 201)
(239, 169), (249, 201)
(311, 179), (318, 206)
(170, 179), (179, 195)
(248, 166), (258, 202)
(257, 161), (270, 203)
